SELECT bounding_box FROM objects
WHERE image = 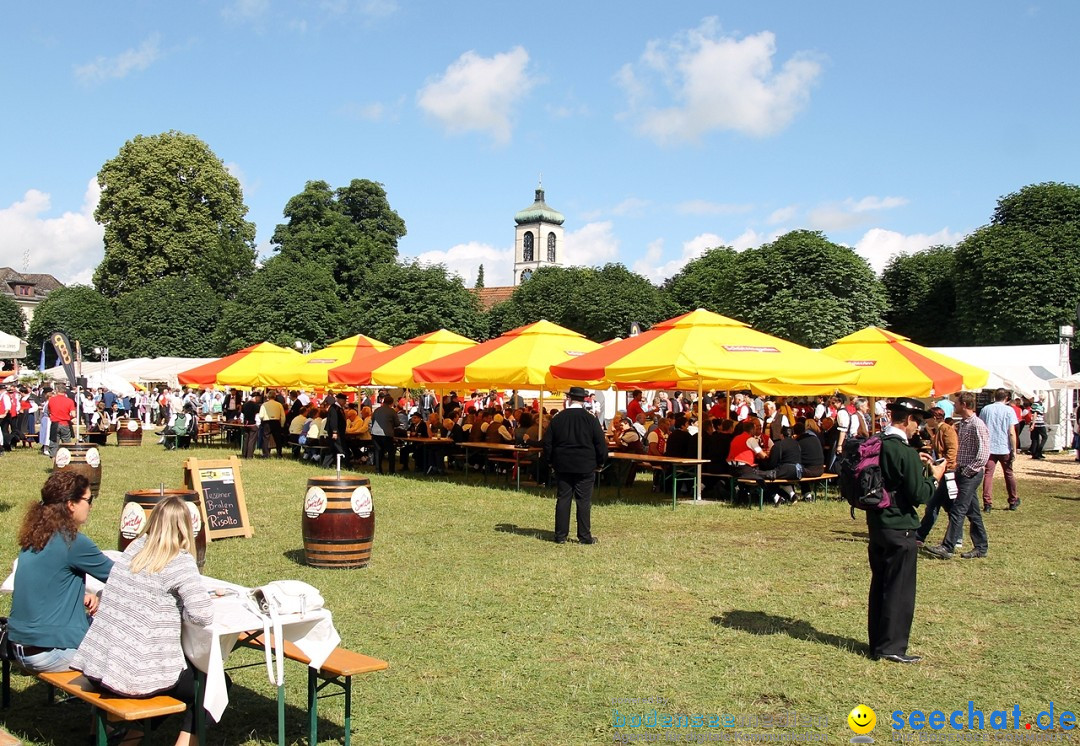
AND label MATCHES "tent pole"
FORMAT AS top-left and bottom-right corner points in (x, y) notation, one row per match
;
(696, 378), (704, 502)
